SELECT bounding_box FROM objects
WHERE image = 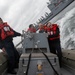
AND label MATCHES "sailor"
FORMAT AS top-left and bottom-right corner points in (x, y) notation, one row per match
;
(46, 22), (62, 67)
(0, 18), (22, 74)
(27, 24), (36, 33)
(38, 23), (46, 33)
